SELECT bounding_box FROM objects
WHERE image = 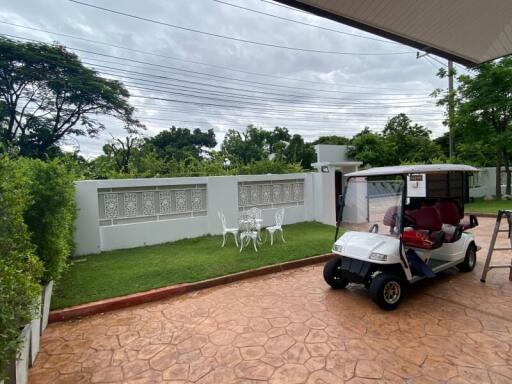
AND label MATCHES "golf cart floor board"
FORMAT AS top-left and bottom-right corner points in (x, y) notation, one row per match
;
(409, 258), (463, 283)
(427, 258), (447, 269)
